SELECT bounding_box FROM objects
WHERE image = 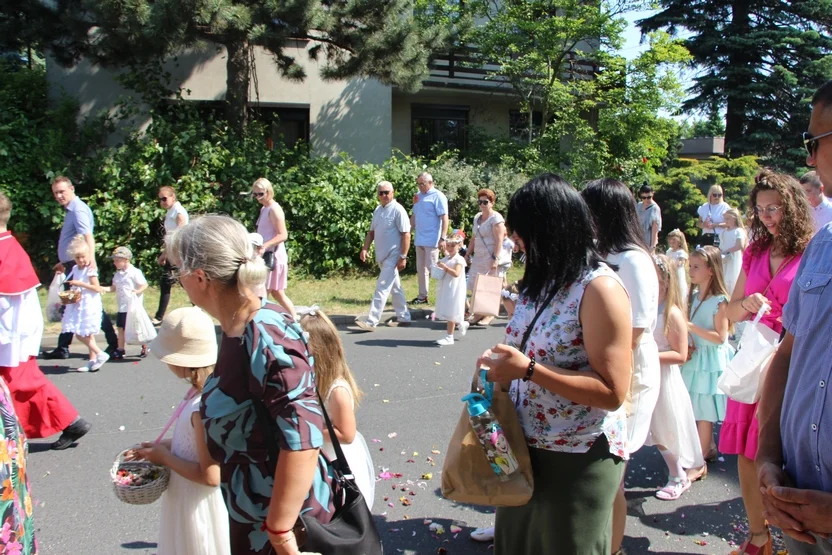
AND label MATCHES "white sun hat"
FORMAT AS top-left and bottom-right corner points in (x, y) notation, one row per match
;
(149, 307), (218, 367)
